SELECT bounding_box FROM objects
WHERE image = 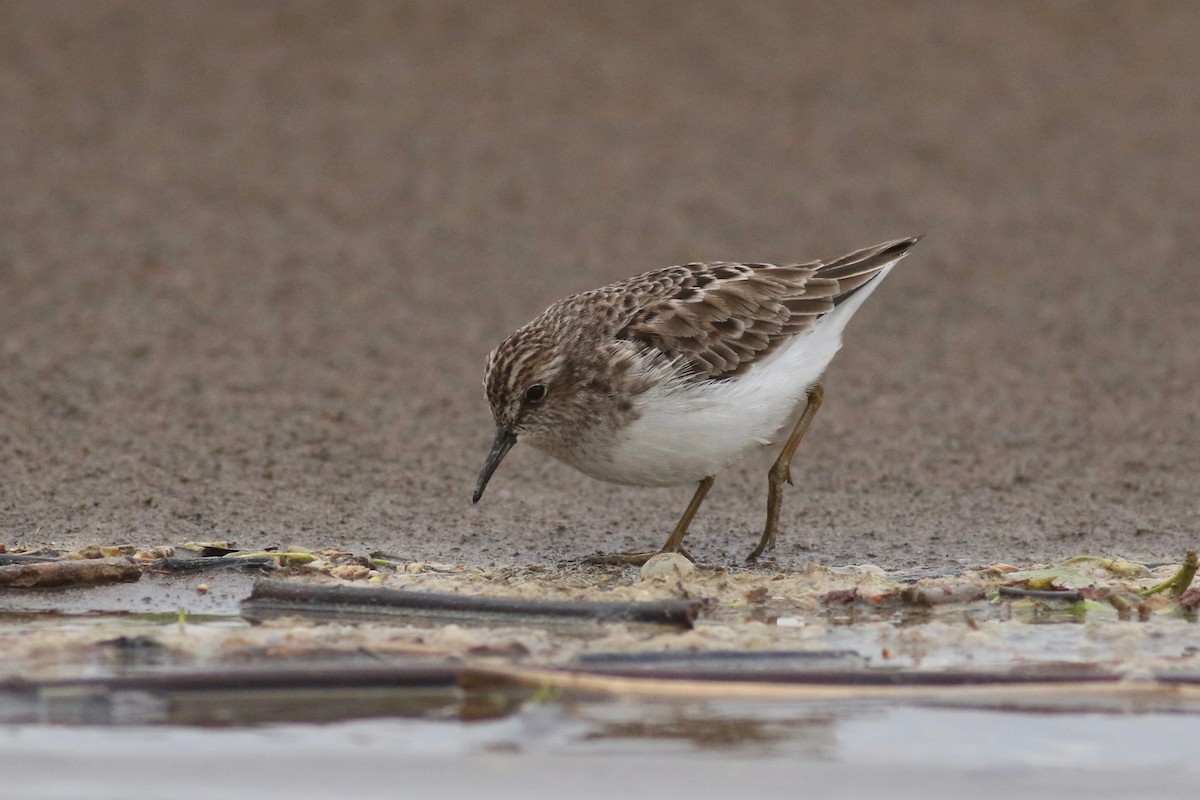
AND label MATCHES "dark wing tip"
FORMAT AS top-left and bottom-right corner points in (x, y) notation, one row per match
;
(878, 234), (924, 257)
(819, 235), (923, 278)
